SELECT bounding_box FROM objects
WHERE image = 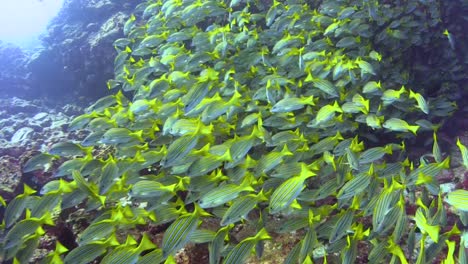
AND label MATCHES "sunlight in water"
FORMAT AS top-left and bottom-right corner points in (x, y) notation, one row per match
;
(0, 0), (64, 47)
